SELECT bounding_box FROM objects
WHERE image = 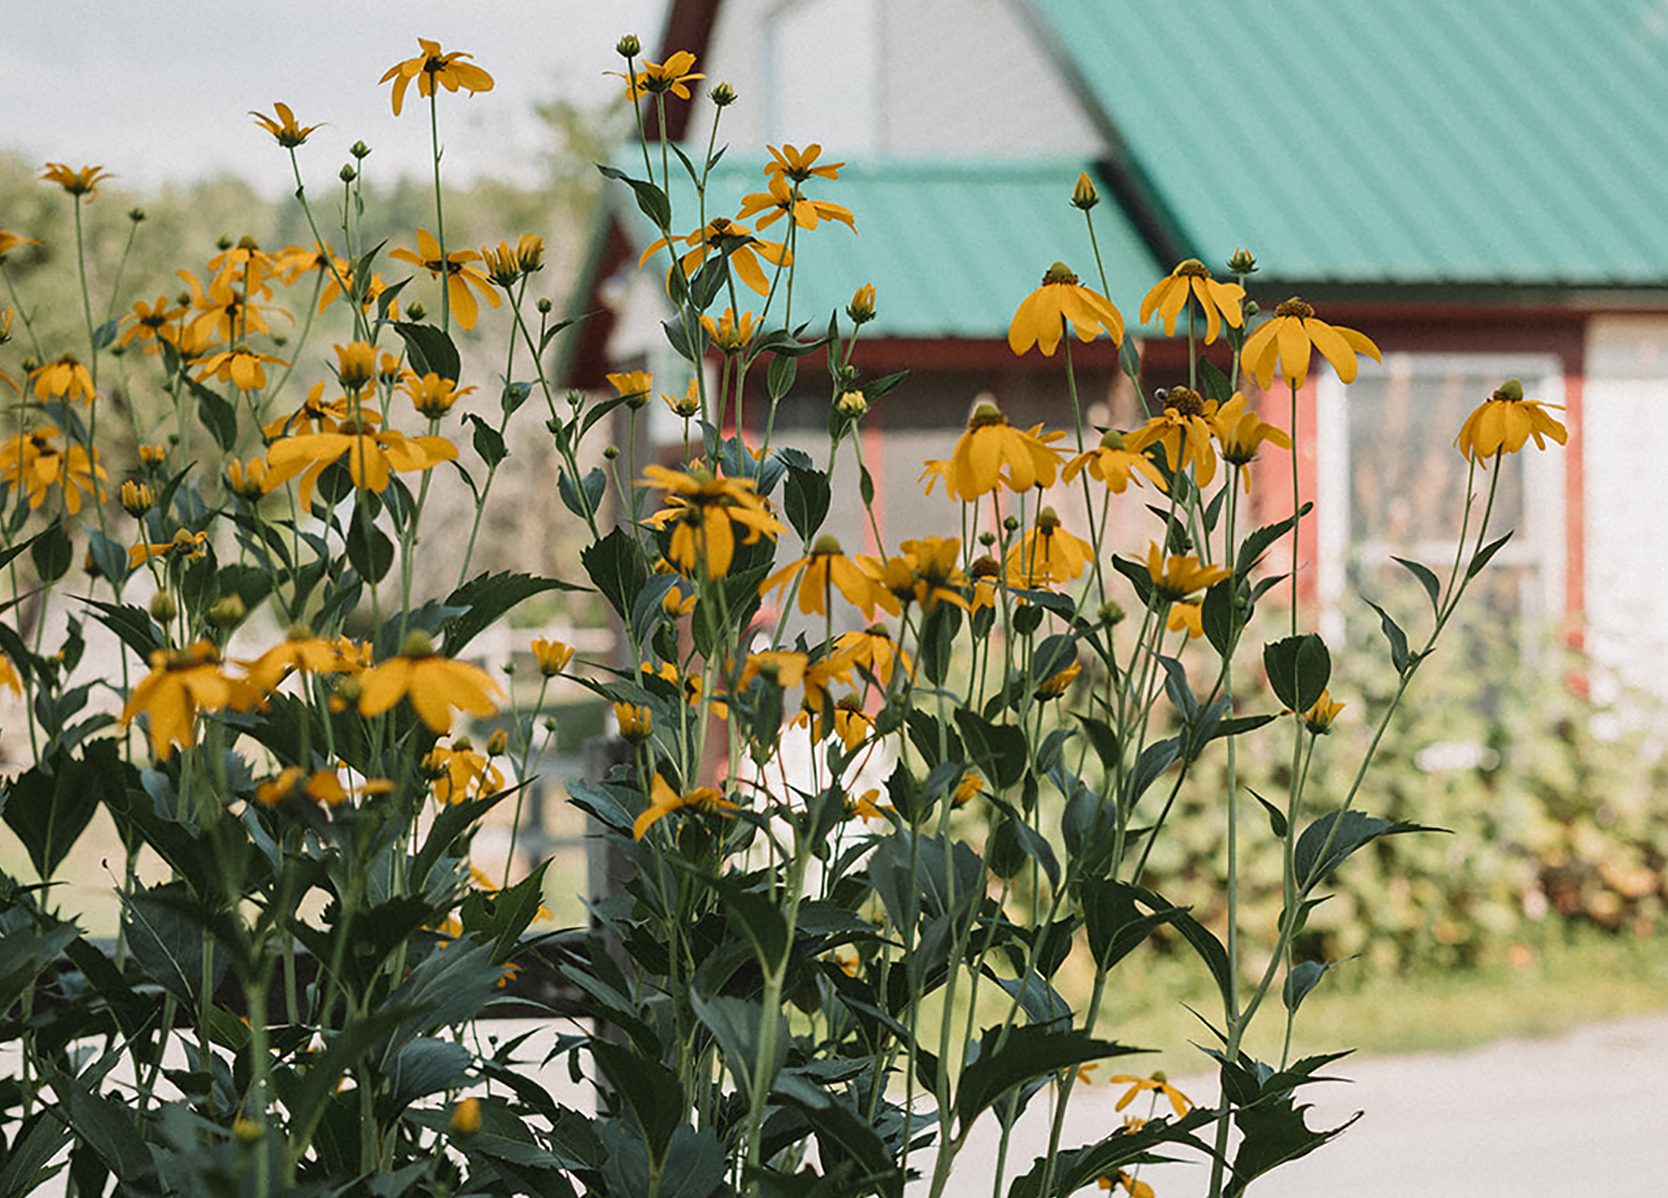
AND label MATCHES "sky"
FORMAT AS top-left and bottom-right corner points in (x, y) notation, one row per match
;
(3, 0), (670, 195)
